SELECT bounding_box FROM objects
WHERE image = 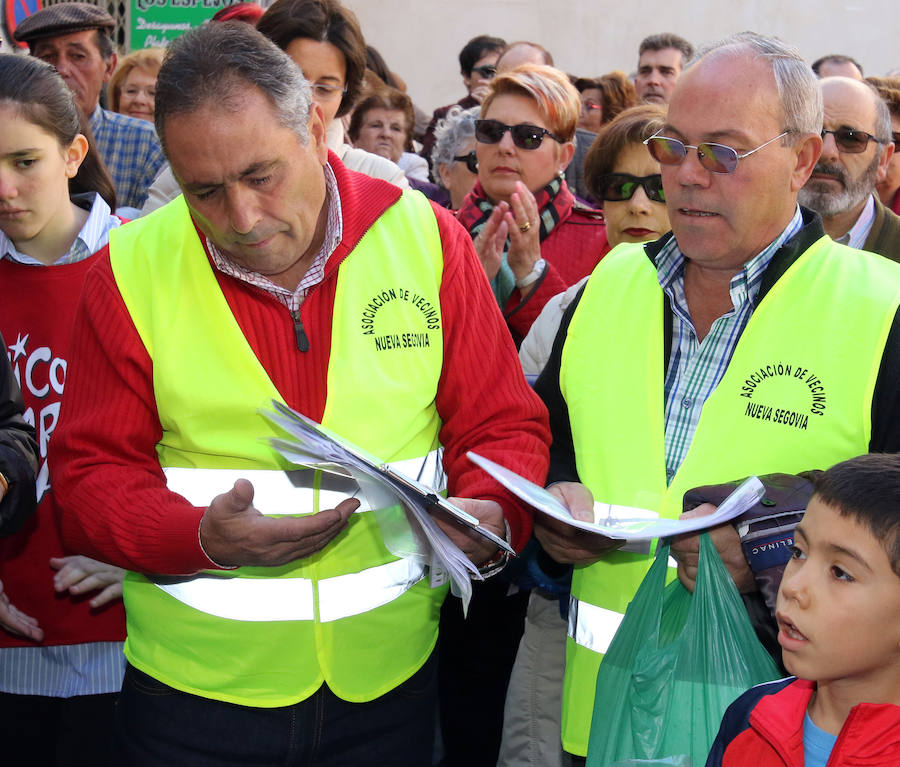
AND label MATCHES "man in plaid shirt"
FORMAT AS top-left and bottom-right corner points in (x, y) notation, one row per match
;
(14, 2), (166, 211)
